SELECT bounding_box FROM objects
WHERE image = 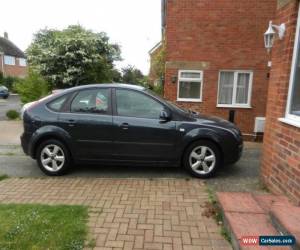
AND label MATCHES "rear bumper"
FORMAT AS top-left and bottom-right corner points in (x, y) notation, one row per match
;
(20, 132), (31, 156)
